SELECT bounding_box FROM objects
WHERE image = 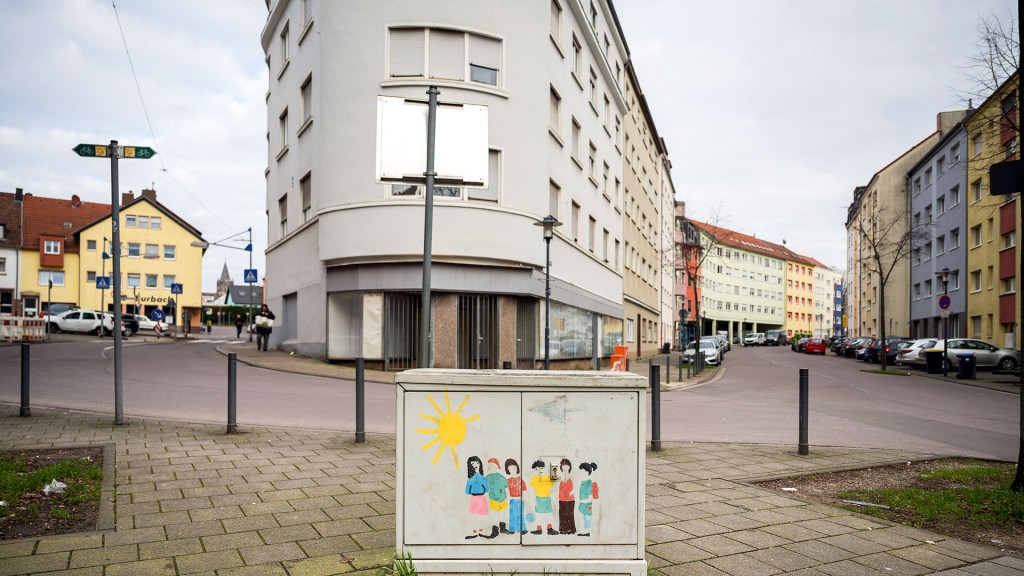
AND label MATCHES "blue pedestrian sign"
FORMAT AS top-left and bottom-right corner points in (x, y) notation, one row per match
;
(151, 309), (165, 321)
(244, 269), (258, 284)
(95, 276), (111, 289)
(170, 283), (183, 295)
